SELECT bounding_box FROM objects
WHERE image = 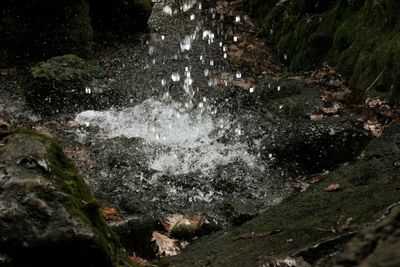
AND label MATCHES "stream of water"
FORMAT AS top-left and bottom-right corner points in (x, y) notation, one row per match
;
(73, 0), (287, 221)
